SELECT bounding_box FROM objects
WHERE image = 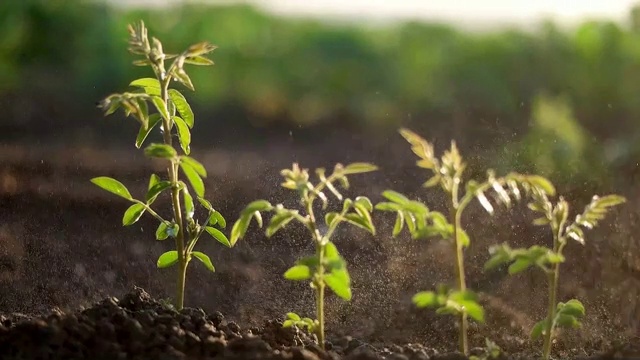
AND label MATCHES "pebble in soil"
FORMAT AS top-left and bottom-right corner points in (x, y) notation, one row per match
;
(0, 287), (637, 360)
